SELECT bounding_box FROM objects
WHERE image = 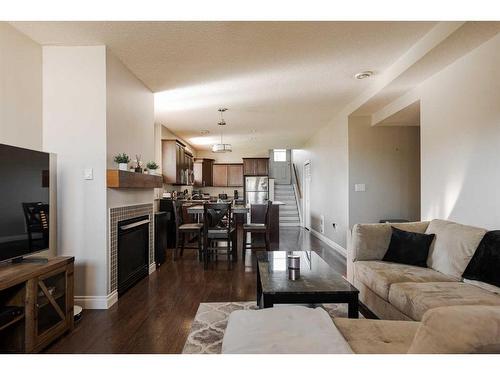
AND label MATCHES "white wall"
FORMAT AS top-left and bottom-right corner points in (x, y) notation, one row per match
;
(348, 116), (420, 226)
(292, 114), (349, 248)
(0, 22), (42, 150)
(43, 46), (108, 298)
(420, 33), (500, 229)
(106, 50), (155, 208)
